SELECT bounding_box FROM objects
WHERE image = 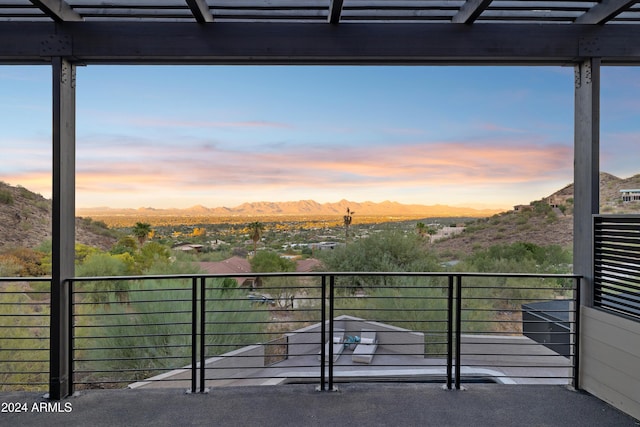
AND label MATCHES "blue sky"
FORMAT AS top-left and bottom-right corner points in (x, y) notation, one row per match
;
(0, 65), (638, 210)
